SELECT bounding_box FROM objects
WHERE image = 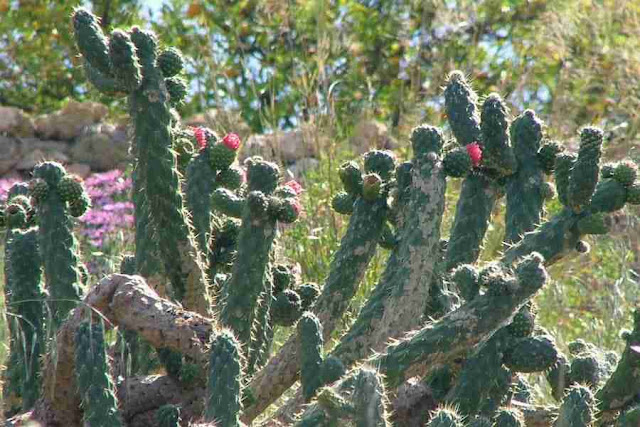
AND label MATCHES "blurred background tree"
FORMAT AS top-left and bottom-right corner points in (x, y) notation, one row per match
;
(1, 0), (639, 147)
